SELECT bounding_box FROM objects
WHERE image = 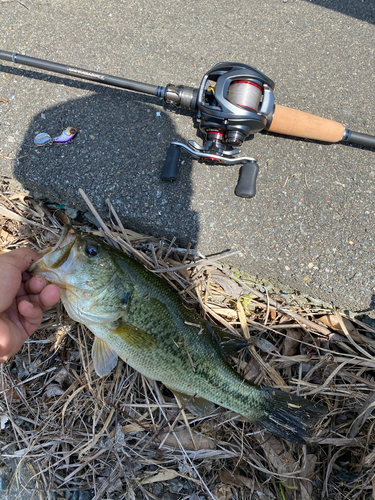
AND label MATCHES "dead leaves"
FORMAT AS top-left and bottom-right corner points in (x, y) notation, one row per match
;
(155, 429), (216, 451)
(210, 269), (245, 299)
(141, 469), (180, 485)
(317, 314), (364, 343)
(44, 383), (65, 398)
(219, 468), (254, 489)
(218, 468), (275, 499)
(283, 329), (303, 356)
(254, 433), (318, 500)
(213, 482), (232, 500)
(0, 374), (22, 402)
